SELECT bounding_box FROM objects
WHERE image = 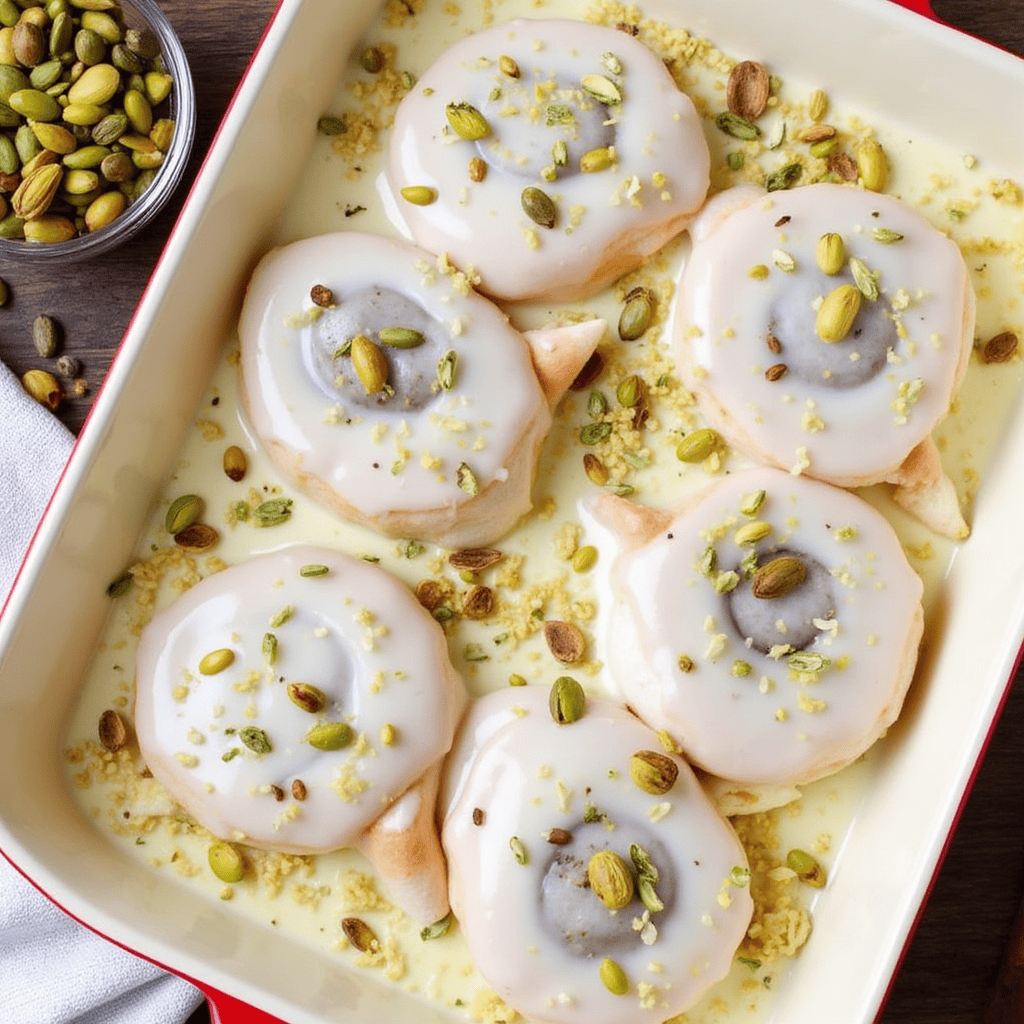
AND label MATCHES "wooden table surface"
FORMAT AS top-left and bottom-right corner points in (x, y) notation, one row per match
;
(0, 1), (1020, 1022)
